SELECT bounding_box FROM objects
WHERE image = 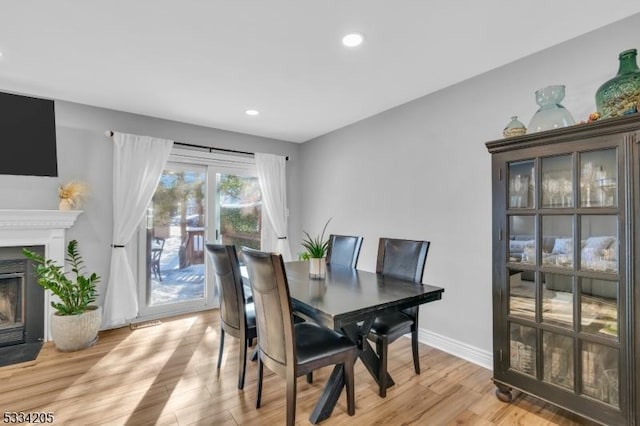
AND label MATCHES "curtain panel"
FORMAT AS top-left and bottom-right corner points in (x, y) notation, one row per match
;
(102, 132), (174, 328)
(255, 153), (292, 261)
